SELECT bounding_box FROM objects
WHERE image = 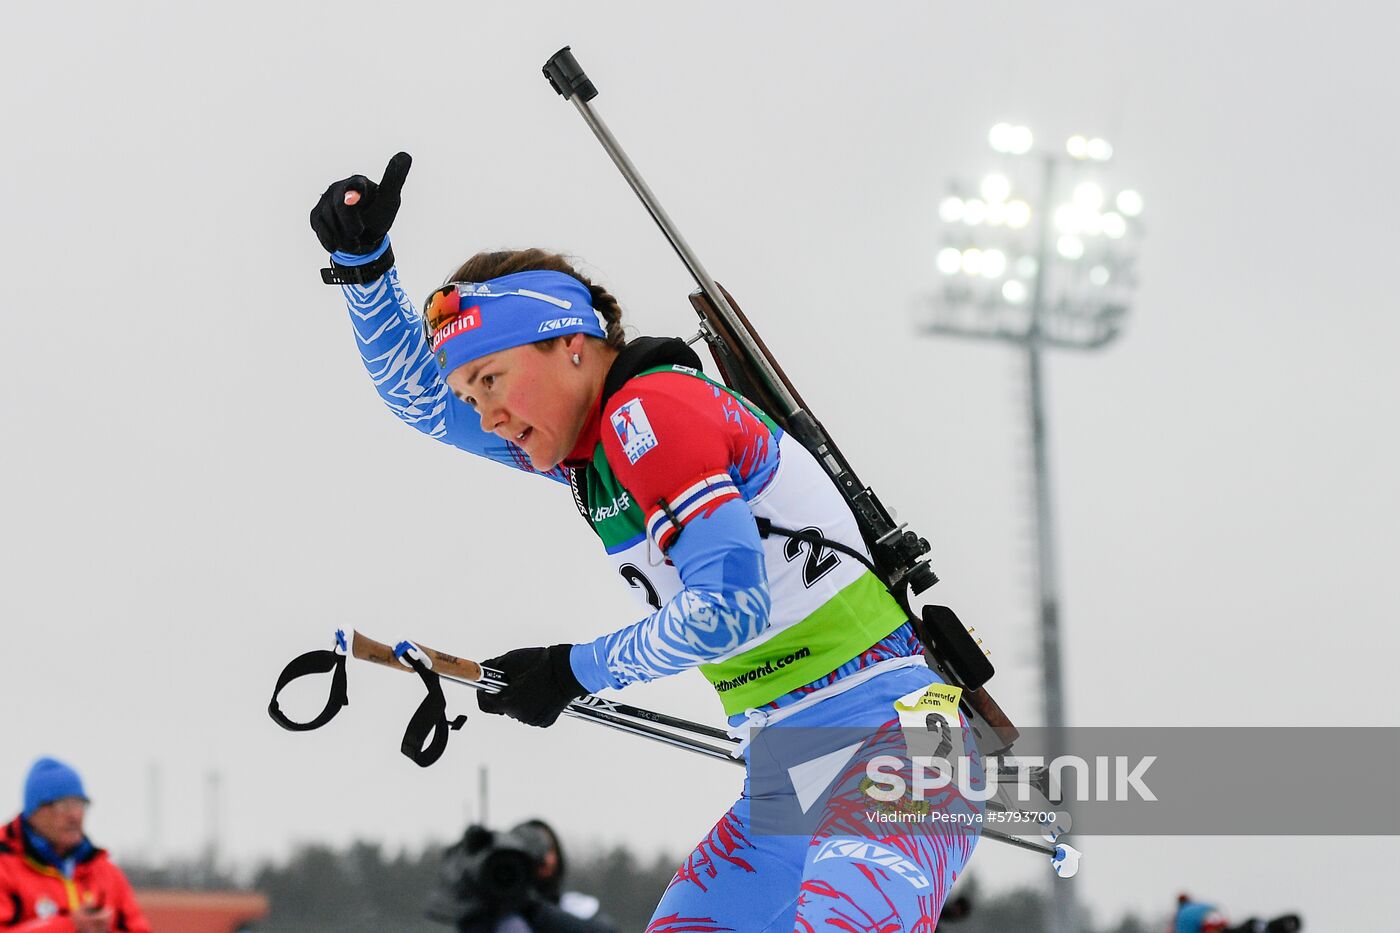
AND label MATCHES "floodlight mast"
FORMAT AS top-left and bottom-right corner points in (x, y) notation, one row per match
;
(925, 127), (1144, 933)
